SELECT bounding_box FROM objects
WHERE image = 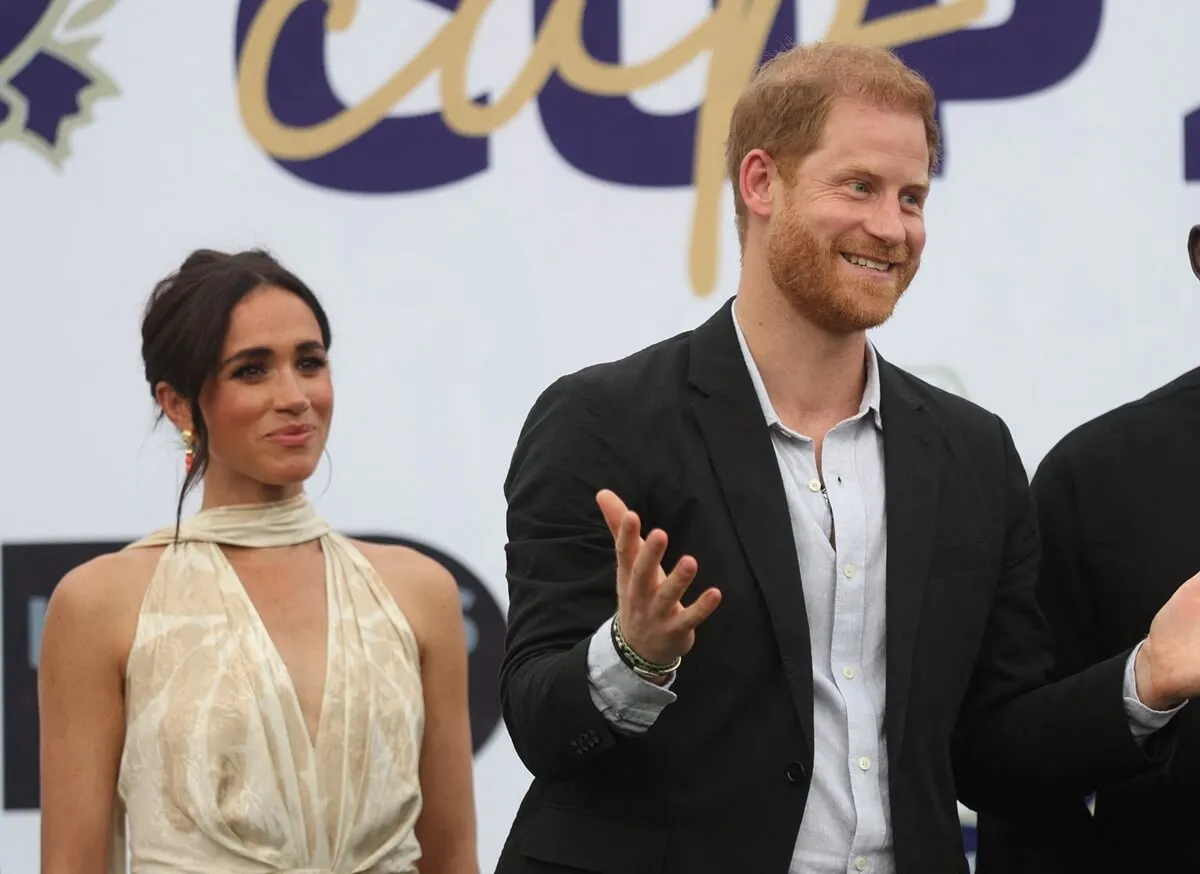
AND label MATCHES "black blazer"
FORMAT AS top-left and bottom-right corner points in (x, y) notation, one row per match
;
(974, 367), (1200, 874)
(496, 300), (1169, 874)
